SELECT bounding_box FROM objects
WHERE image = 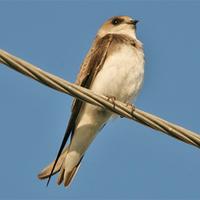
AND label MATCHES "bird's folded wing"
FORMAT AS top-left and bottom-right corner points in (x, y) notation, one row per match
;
(44, 34), (114, 184)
